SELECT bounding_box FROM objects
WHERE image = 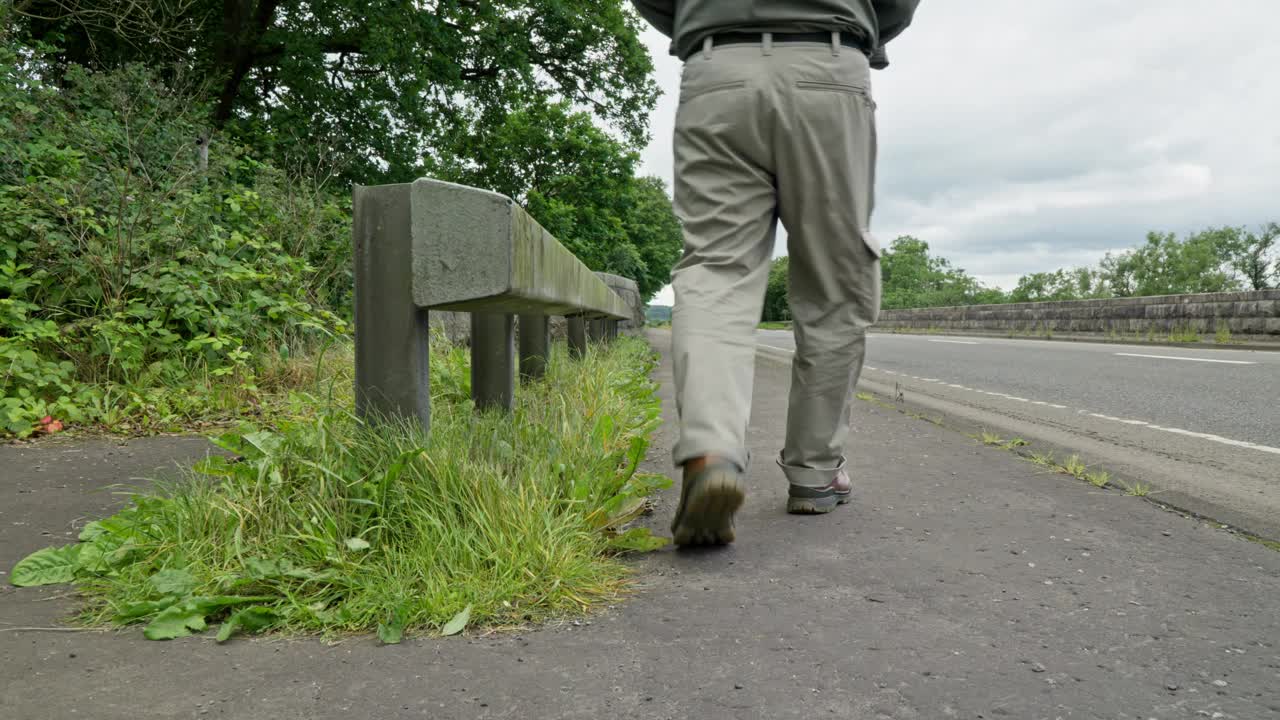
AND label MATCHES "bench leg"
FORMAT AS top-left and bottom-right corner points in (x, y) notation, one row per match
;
(471, 312), (515, 411)
(353, 184), (431, 432)
(568, 316), (588, 359)
(518, 314), (551, 379)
